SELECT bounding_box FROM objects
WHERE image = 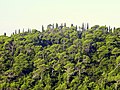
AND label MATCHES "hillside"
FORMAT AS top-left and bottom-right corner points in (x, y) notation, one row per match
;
(0, 23), (120, 90)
